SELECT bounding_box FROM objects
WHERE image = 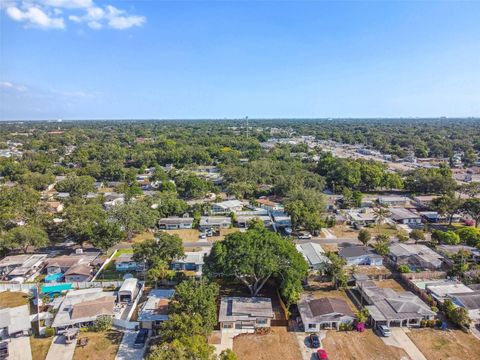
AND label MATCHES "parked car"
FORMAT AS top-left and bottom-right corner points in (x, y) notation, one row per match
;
(199, 233), (207, 239)
(317, 349), (329, 360)
(376, 325), (391, 337)
(309, 333), (320, 348)
(133, 329), (149, 348)
(298, 232), (312, 240)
